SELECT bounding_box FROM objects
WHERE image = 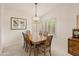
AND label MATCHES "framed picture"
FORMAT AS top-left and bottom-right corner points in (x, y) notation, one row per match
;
(77, 15), (79, 28)
(73, 29), (79, 38)
(11, 17), (27, 30)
